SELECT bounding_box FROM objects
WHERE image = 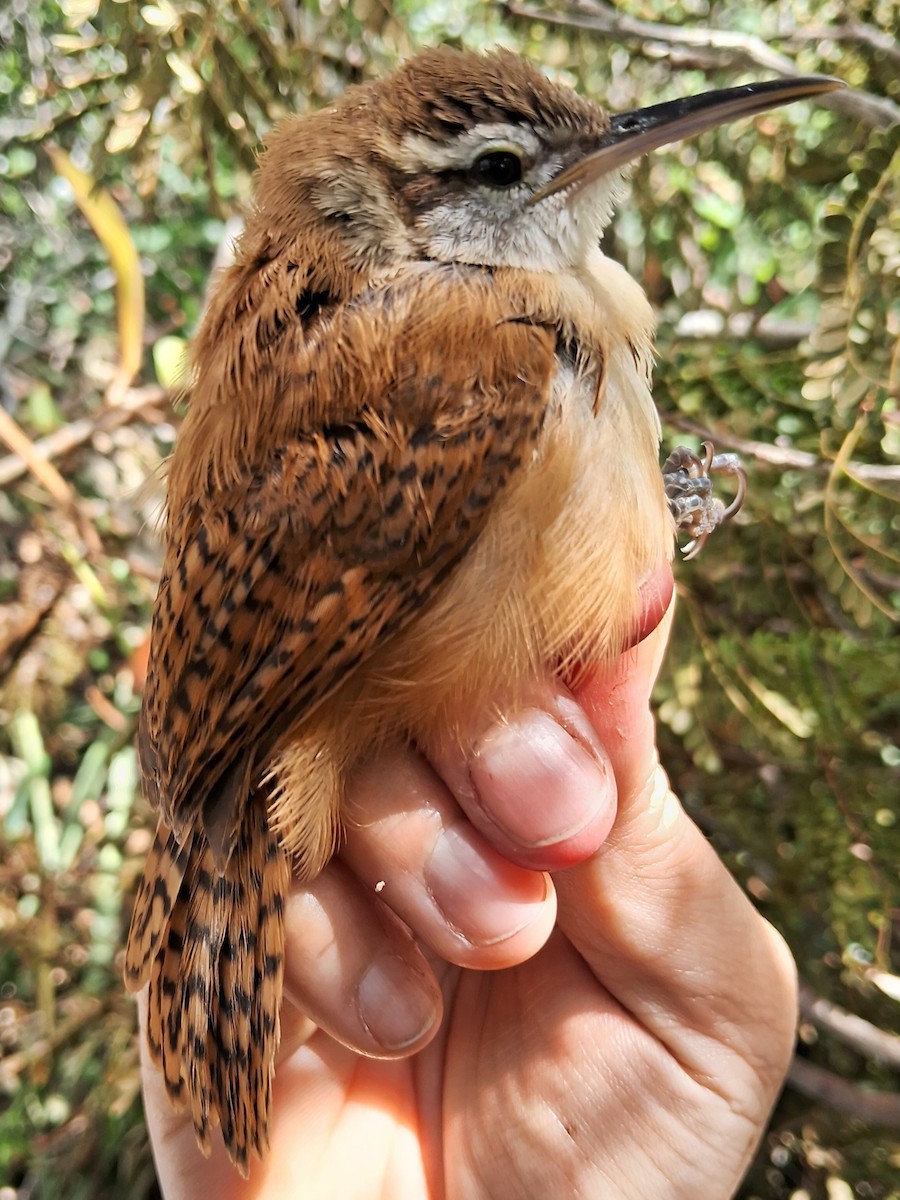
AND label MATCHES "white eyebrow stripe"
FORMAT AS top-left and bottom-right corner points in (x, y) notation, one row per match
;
(393, 123), (542, 172)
